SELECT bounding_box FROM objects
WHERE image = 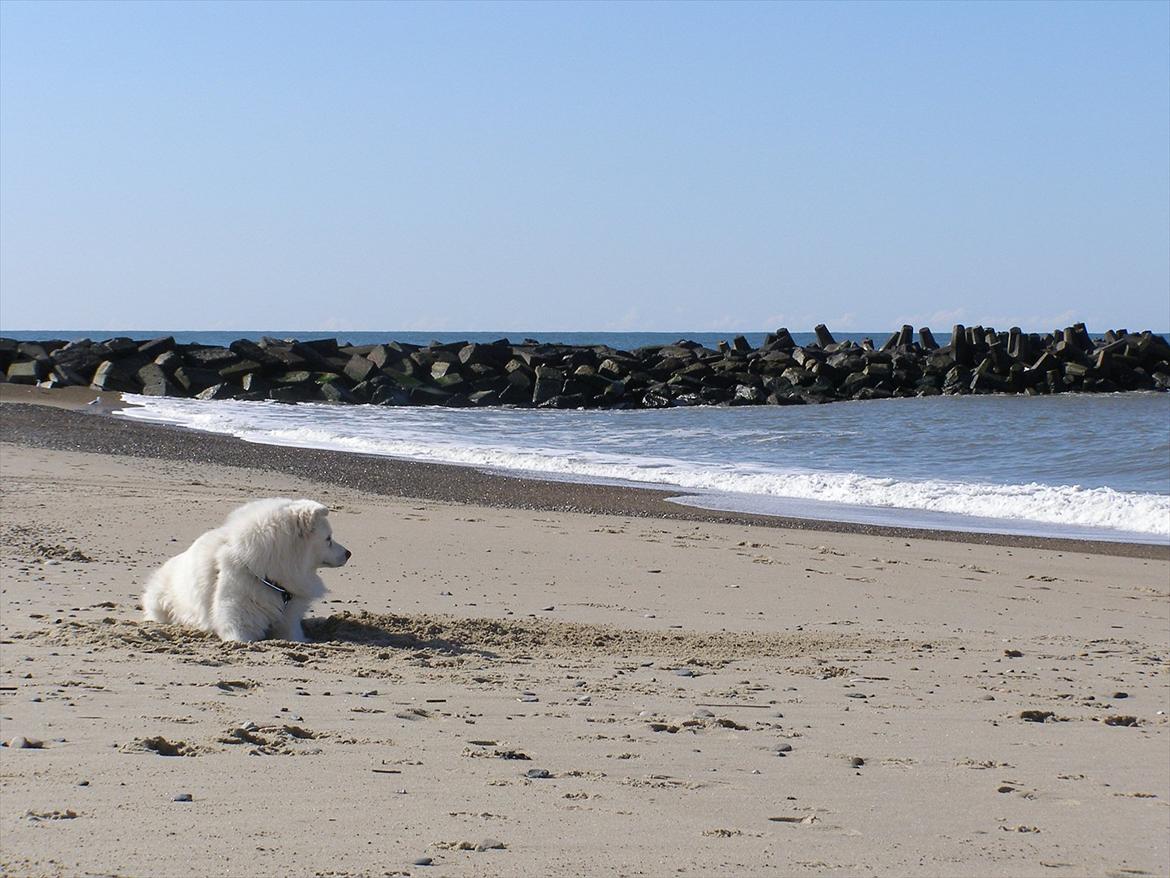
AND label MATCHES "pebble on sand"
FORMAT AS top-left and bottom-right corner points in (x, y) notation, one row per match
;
(1103, 715), (1140, 727)
(1020, 710), (1056, 723)
(6, 736), (44, 749)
